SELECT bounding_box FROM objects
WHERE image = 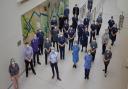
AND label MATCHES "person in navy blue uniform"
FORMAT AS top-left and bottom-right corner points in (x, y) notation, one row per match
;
(44, 38), (52, 65)
(68, 26), (76, 51)
(63, 20), (69, 40)
(108, 16), (115, 37)
(52, 26), (59, 51)
(80, 28), (89, 52)
(31, 35), (41, 66)
(64, 6), (70, 23)
(59, 15), (64, 32)
(58, 34), (66, 60)
(73, 4), (79, 18)
(110, 24), (118, 46)
(51, 17), (57, 32)
(77, 23), (85, 44)
(88, 0), (93, 12)
(36, 29), (44, 55)
(90, 20), (96, 43)
(83, 17), (90, 30)
(96, 13), (103, 35)
(72, 15), (78, 31)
